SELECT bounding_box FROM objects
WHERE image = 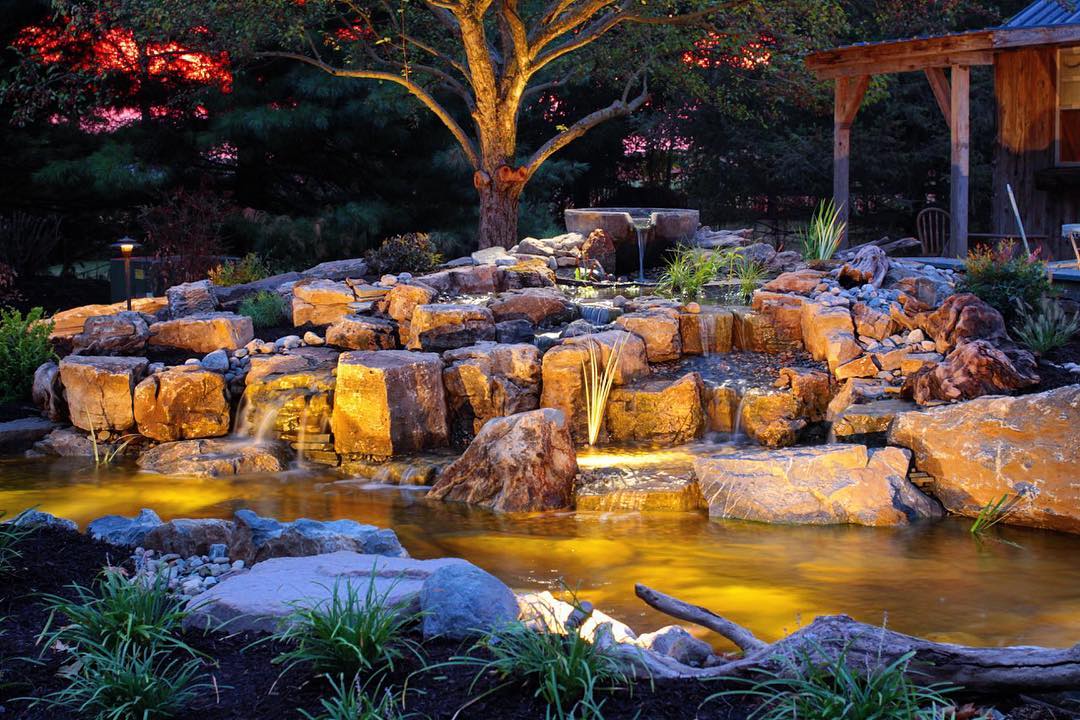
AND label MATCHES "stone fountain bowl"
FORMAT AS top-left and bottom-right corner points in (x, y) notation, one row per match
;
(564, 207), (699, 275)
